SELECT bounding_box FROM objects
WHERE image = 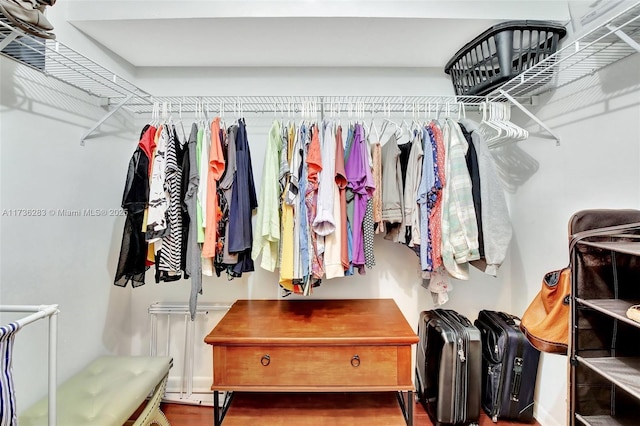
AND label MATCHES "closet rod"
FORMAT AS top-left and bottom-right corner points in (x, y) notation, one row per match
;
(124, 95), (491, 115)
